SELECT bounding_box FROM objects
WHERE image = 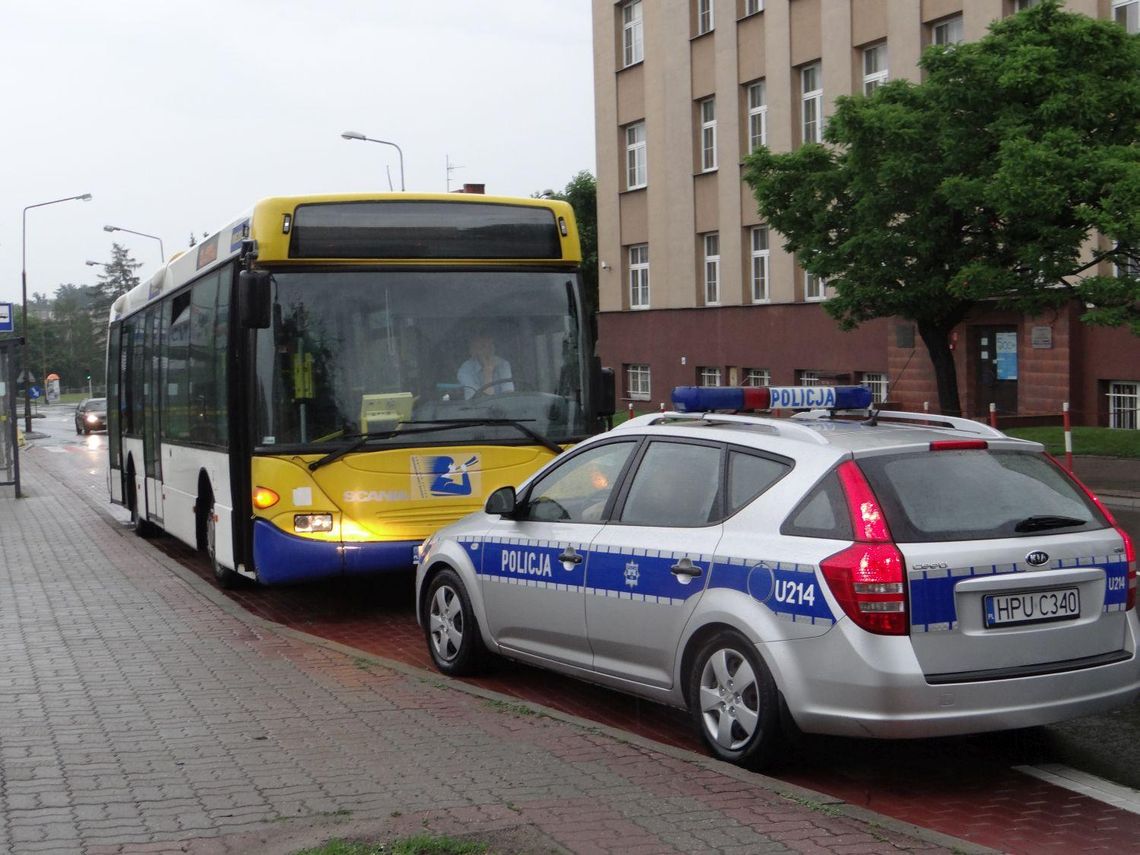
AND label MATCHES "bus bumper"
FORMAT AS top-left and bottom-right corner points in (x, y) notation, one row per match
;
(252, 519), (419, 585)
